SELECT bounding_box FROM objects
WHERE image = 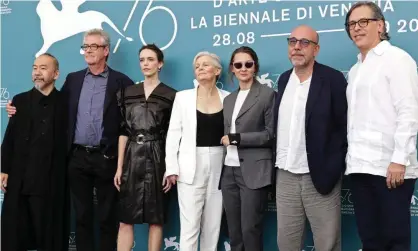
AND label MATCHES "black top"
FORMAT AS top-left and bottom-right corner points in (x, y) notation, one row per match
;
(196, 109), (224, 147)
(22, 87), (57, 195)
